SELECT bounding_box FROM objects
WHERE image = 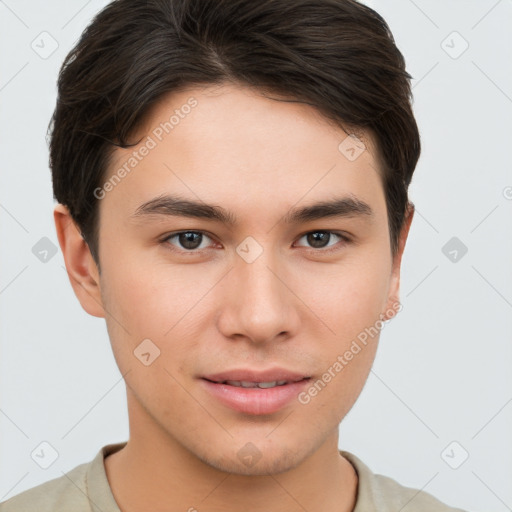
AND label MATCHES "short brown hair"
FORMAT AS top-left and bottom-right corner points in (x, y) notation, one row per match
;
(49, 0), (420, 263)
